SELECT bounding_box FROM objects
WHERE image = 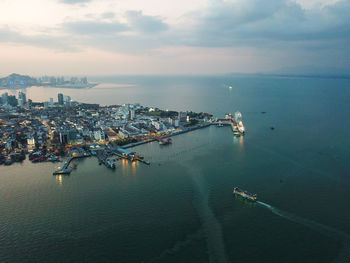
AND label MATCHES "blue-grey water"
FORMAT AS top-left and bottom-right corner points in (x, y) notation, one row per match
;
(1, 75), (350, 262)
